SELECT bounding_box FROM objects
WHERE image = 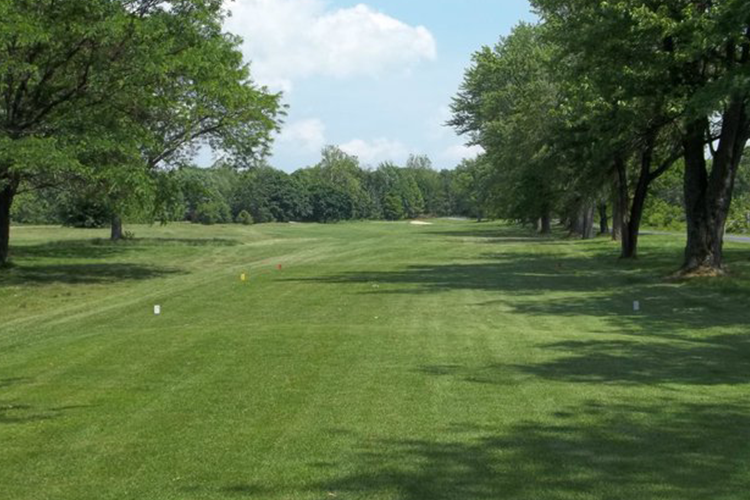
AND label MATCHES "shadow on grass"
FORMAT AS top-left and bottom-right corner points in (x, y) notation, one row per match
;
(425, 222), (558, 240)
(180, 483), (273, 498)
(10, 237), (240, 261)
(0, 236), (238, 287)
(418, 333), (750, 386)
(0, 377), (91, 425)
(0, 377), (32, 389)
(314, 401), (750, 500)
(0, 401), (91, 425)
(514, 333), (750, 385)
(289, 248), (650, 293)
(0, 263), (182, 287)
(290, 237), (750, 331)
